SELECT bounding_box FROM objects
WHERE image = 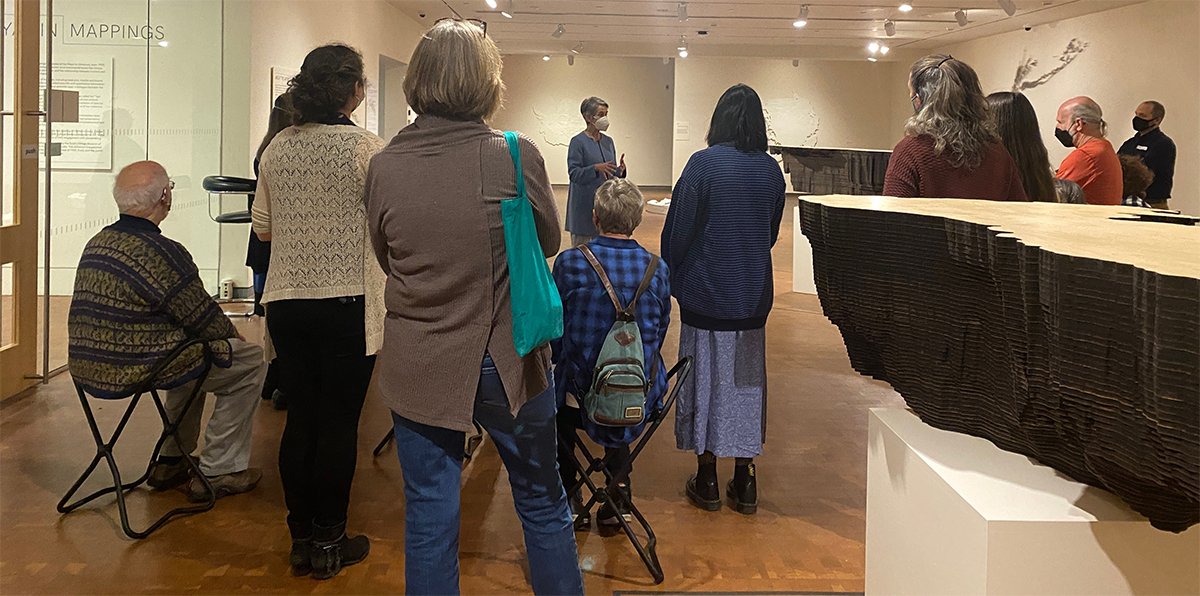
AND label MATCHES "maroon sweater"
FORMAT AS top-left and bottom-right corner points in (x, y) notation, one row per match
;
(883, 135), (1028, 202)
